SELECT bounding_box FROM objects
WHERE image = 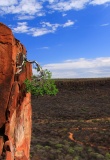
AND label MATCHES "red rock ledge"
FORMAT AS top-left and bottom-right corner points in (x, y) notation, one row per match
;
(0, 23), (32, 160)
